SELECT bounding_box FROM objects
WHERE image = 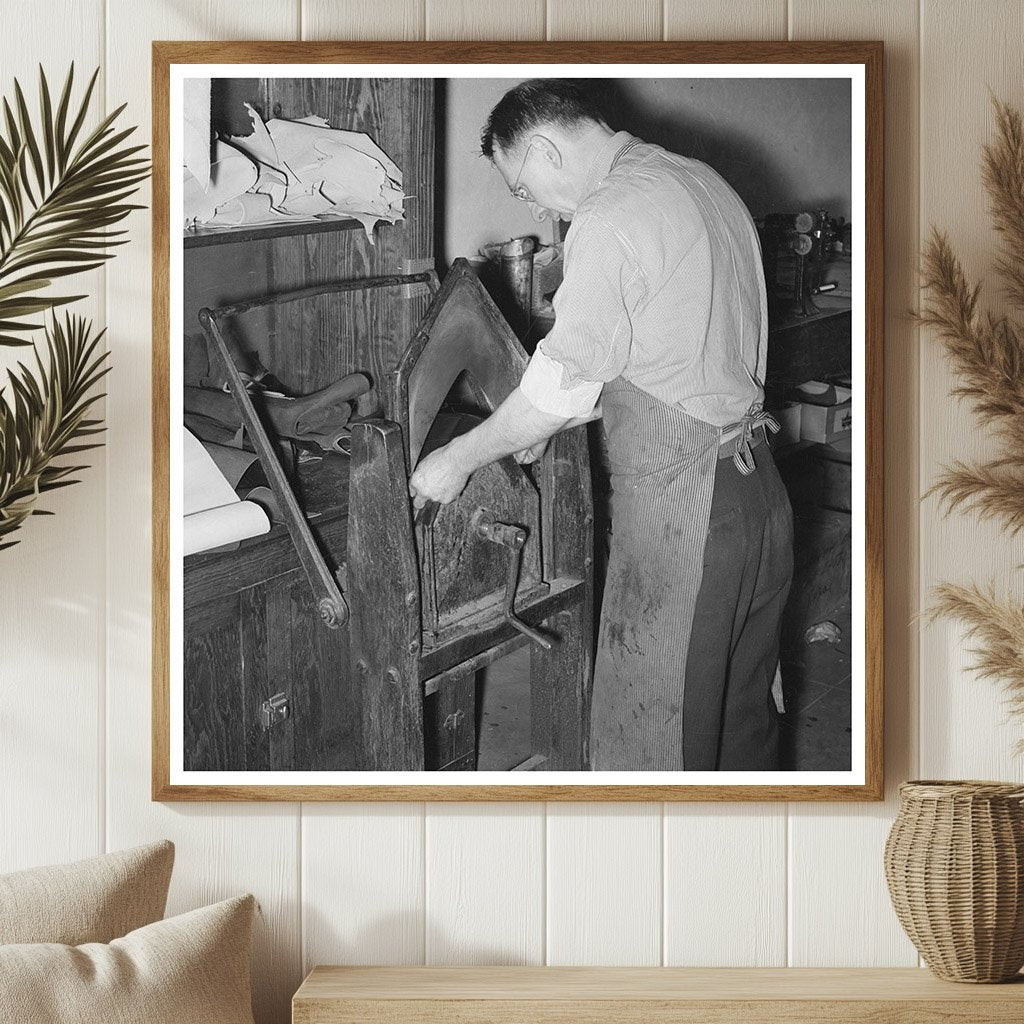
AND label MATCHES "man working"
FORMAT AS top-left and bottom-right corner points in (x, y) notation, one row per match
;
(409, 79), (793, 771)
